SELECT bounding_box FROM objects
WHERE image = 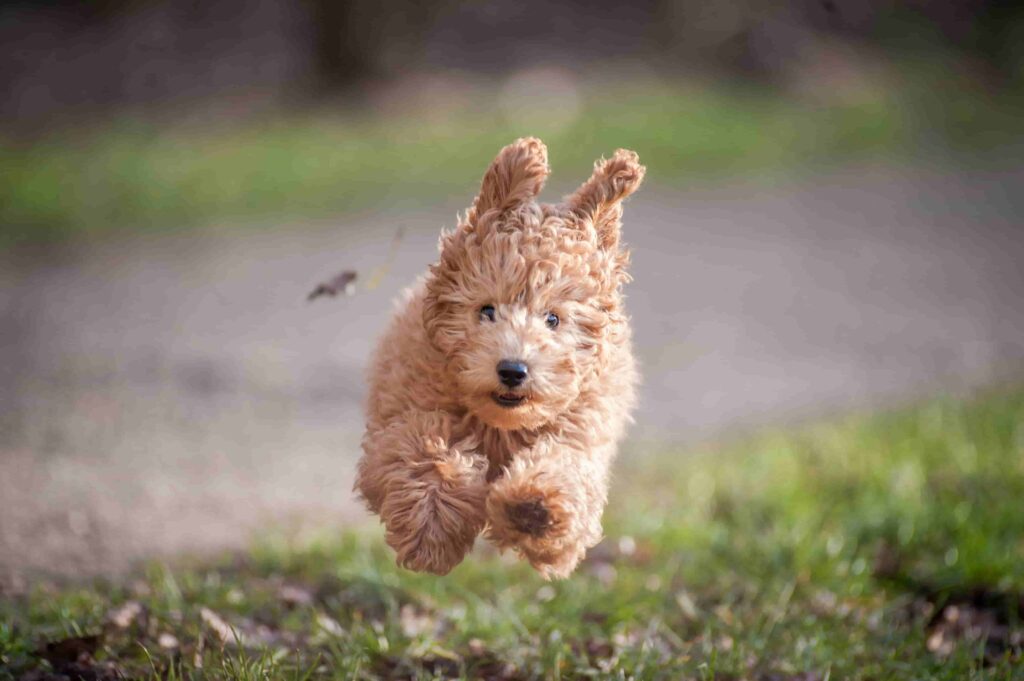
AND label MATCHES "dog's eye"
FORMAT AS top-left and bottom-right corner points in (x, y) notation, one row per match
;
(479, 305), (496, 322)
(545, 312), (559, 329)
